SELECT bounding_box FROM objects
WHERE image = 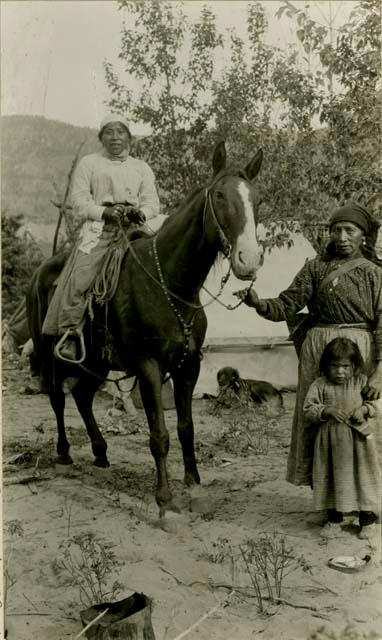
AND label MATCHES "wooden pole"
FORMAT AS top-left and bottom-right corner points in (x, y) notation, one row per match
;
(52, 140), (85, 255)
